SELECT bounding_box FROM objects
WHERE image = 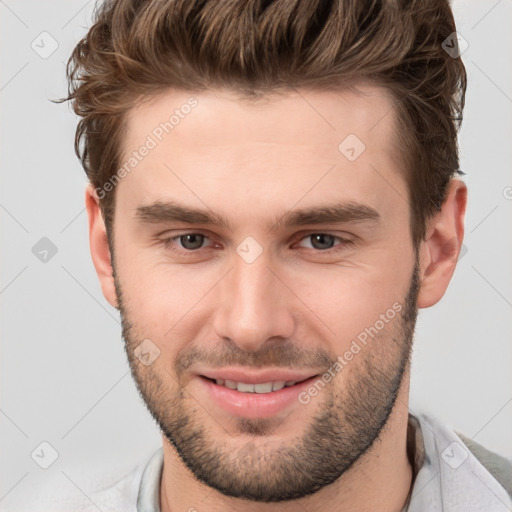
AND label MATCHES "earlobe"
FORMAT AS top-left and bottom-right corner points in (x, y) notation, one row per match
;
(85, 184), (118, 309)
(416, 180), (467, 309)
